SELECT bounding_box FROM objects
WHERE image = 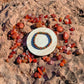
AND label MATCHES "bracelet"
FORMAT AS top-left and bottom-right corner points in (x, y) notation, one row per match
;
(33, 32), (52, 49)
